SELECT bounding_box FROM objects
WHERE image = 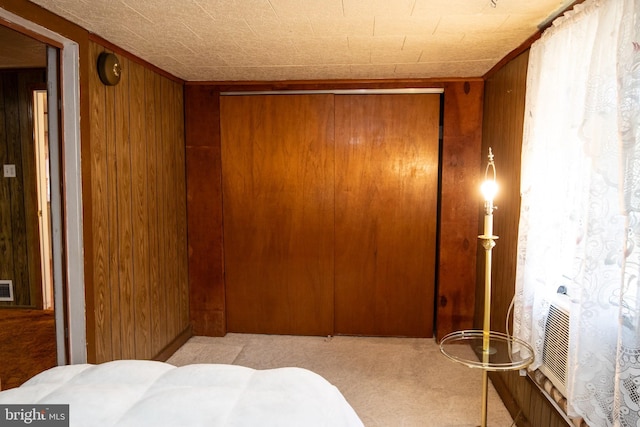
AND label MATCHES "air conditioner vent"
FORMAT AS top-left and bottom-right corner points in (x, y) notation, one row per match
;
(0, 280), (14, 301)
(540, 302), (570, 397)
